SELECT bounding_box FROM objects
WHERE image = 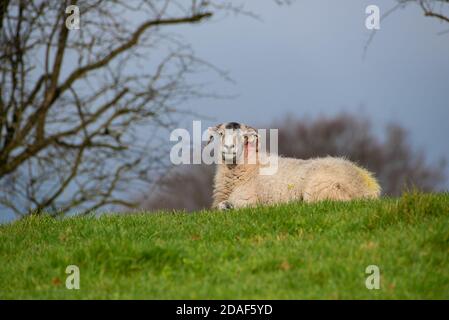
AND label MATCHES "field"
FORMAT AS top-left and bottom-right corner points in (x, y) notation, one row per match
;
(1, 192), (448, 299)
